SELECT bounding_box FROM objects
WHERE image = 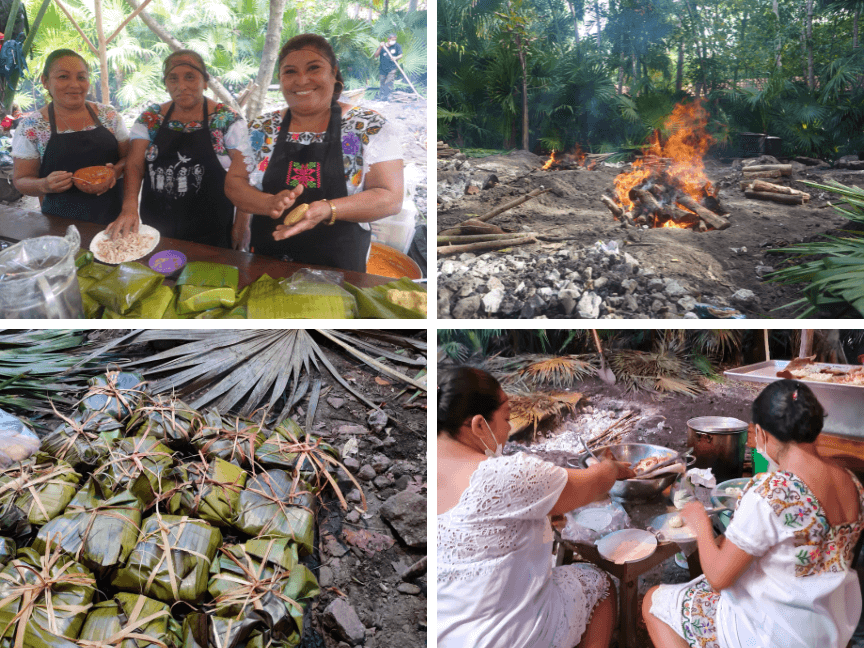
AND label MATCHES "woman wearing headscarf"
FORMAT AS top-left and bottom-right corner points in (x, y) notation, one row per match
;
(106, 50), (253, 248)
(644, 379), (864, 648)
(225, 33), (403, 272)
(12, 49), (128, 223)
